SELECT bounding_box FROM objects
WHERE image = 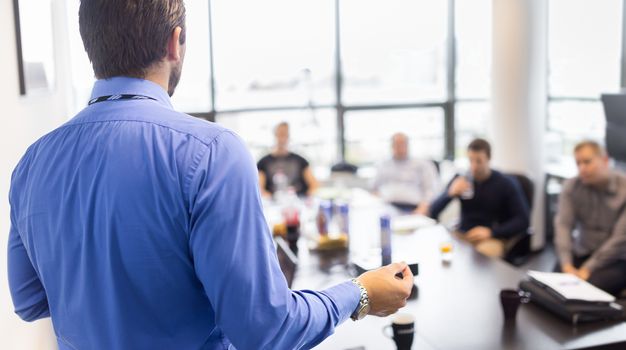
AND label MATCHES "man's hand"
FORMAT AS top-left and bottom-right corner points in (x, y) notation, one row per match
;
(448, 177), (471, 197)
(561, 263), (578, 276)
(576, 267), (590, 281)
(414, 203), (429, 216)
(356, 262), (414, 317)
(465, 226), (492, 243)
